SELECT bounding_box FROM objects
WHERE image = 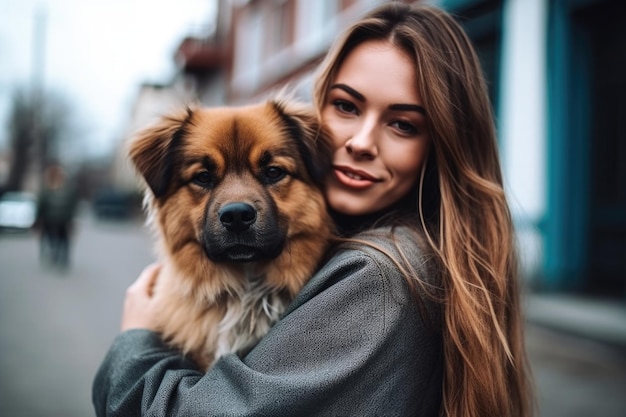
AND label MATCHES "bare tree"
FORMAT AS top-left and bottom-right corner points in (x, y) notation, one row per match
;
(4, 86), (74, 191)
